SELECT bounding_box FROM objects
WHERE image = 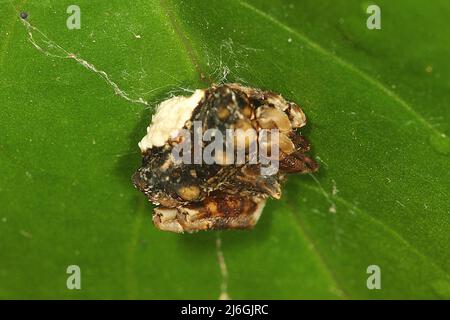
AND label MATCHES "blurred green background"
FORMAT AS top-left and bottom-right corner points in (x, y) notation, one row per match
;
(0, 0), (449, 299)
